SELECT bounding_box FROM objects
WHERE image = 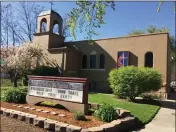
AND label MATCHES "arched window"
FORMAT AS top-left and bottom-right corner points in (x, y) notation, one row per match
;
(40, 18), (47, 32)
(99, 54), (105, 69)
(90, 51), (96, 69)
(53, 20), (59, 35)
(82, 55), (87, 69)
(145, 52), (153, 67)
